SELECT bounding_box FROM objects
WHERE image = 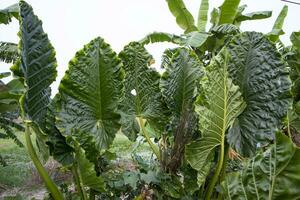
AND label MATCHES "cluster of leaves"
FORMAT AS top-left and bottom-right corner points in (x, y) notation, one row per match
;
(1, 0), (300, 199)
(0, 3), (24, 165)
